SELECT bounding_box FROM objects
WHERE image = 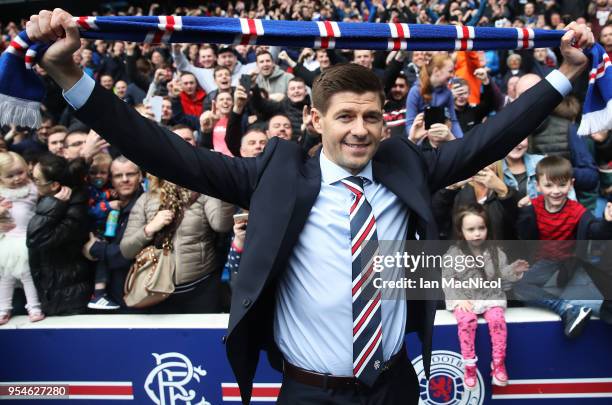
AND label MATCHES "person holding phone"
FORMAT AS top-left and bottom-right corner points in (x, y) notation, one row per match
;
(405, 53), (464, 139)
(408, 108), (455, 149)
(451, 69), (502, 133)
